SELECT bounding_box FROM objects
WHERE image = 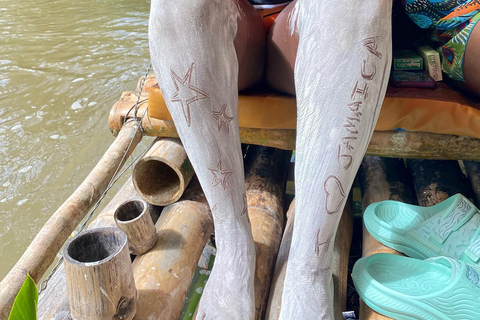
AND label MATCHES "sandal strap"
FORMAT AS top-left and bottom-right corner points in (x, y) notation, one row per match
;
(431, 197), (478, 244)
(465, 235), (480, 263)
